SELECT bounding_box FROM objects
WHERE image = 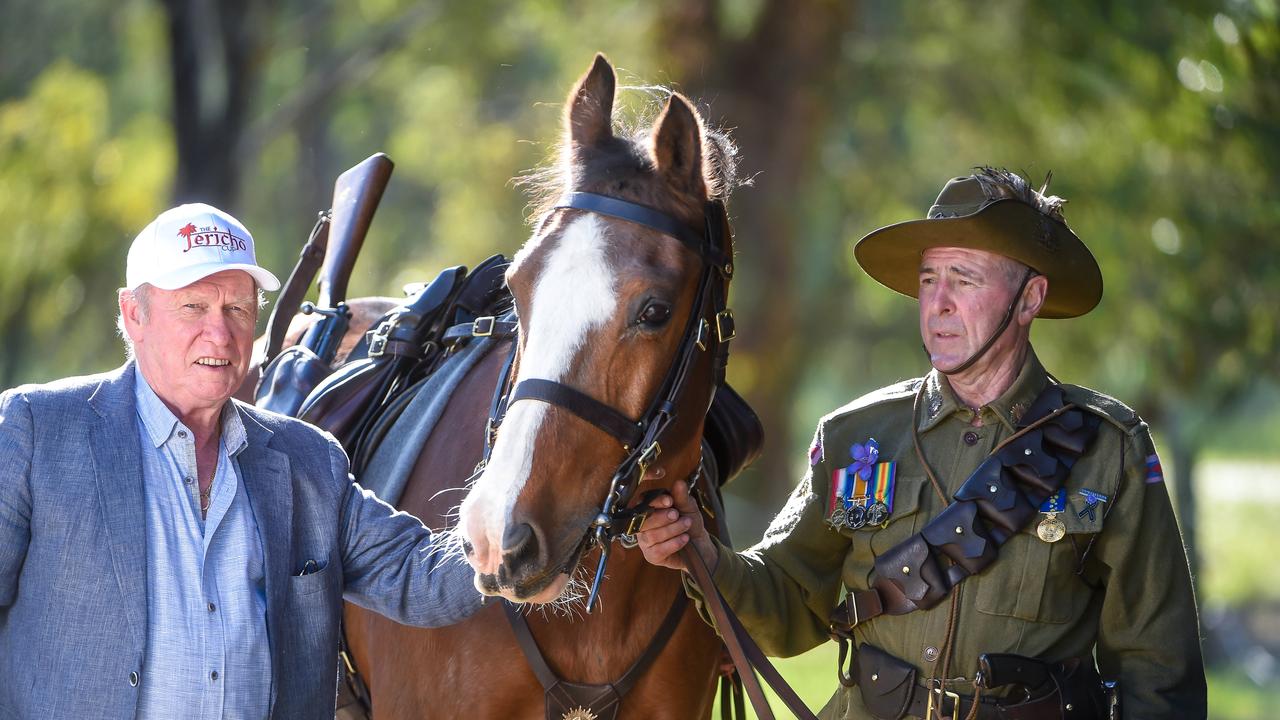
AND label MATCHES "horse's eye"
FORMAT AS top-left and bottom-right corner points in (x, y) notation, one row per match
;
(636, 300), (672, 328)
